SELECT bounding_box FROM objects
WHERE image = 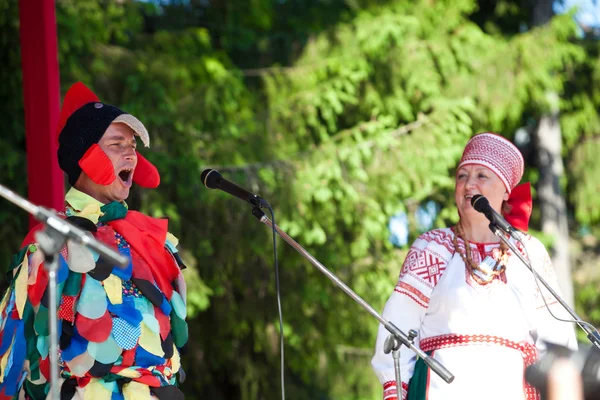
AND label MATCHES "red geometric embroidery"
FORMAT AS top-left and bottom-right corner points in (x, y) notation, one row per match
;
(395, 281), (429, 308)
(419, 334), (540, 400)
(458, 133), (524, 191)
(400, 248), (447, 287)
(383, 380), (409, 400)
